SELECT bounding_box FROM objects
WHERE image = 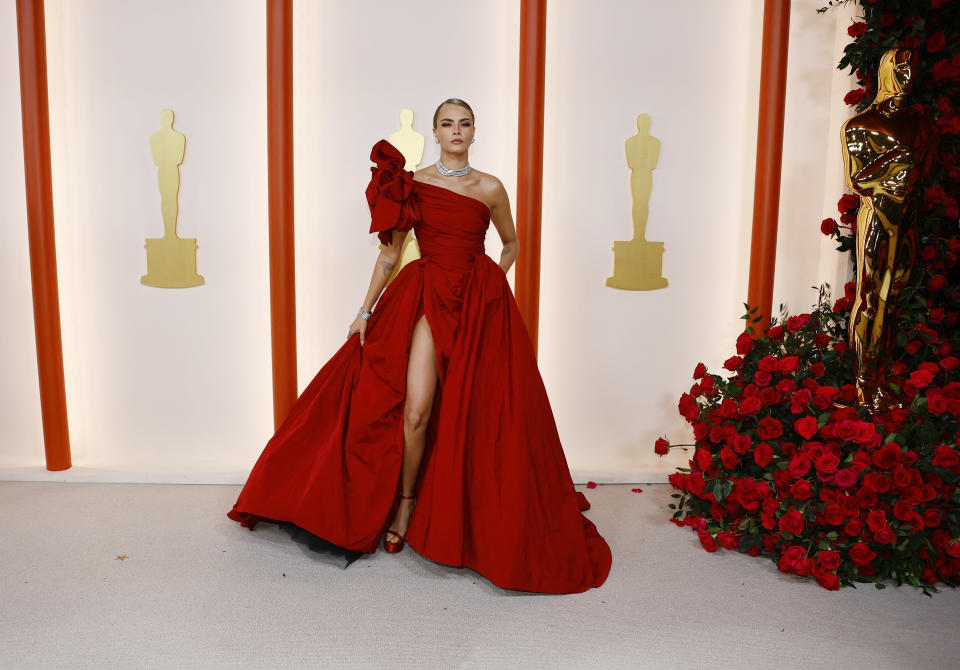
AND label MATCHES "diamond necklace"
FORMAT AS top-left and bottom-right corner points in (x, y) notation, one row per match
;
(436, 158), (471, 177)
